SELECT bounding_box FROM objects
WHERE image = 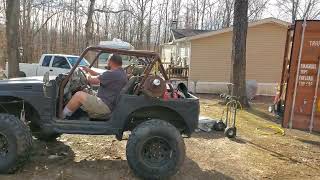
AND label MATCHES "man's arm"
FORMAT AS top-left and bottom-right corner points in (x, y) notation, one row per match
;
(82, 66), (100, 76)
(87, 75), (100, 85)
